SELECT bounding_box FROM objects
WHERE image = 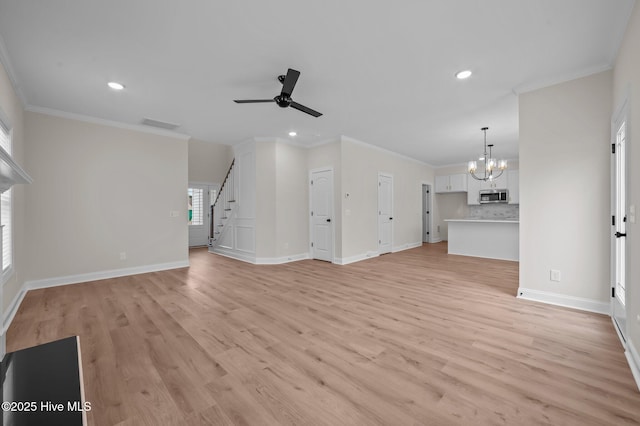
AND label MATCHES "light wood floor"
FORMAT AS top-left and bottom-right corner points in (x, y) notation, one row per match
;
(8, 243), (640, 425)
